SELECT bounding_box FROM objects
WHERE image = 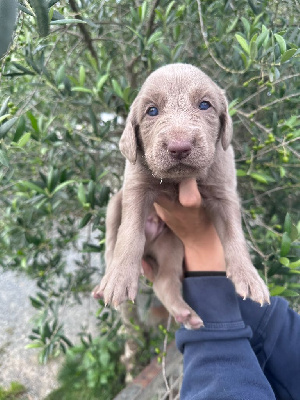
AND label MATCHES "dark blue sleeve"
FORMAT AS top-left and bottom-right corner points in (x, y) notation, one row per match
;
(239, 295), (300, 400)
(176, 276), (276, 400)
